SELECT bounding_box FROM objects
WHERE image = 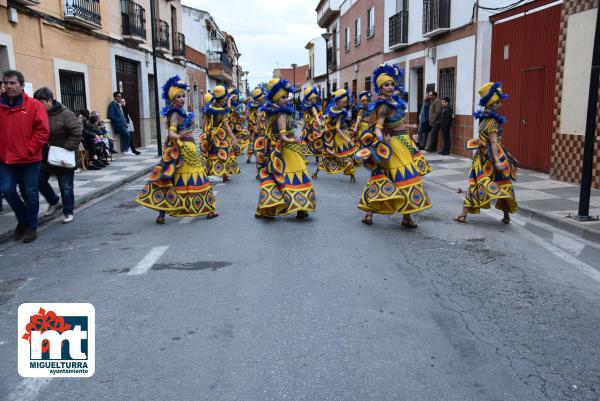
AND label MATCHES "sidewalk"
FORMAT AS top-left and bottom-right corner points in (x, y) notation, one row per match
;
(424, 152), (600, 241)
(0, 145), (160, 243)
